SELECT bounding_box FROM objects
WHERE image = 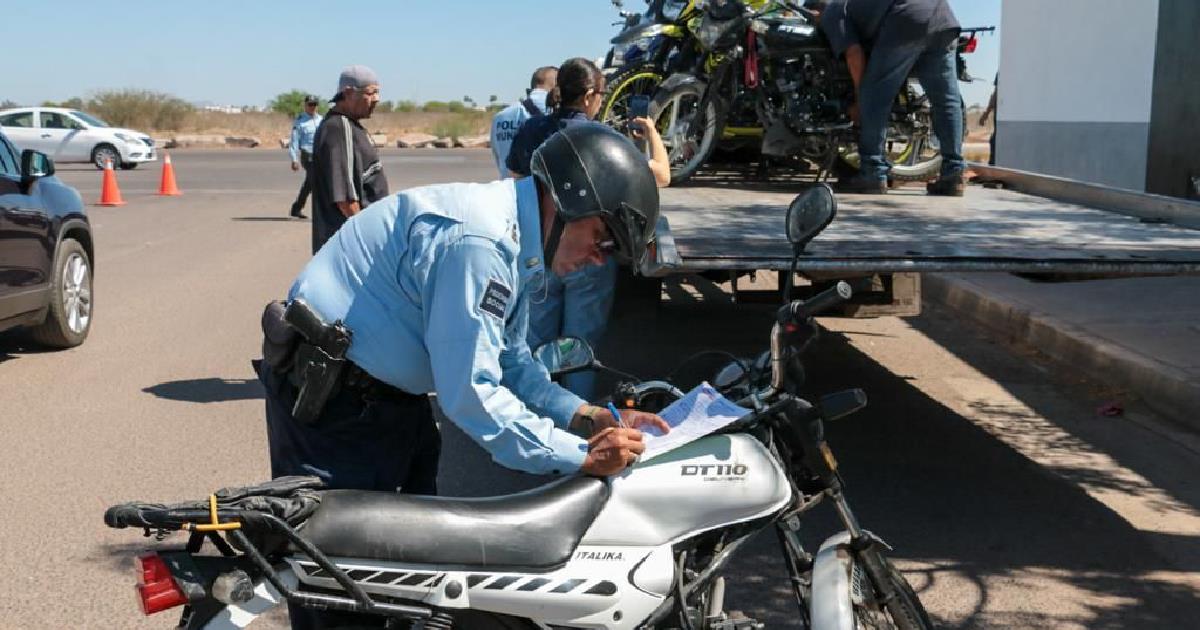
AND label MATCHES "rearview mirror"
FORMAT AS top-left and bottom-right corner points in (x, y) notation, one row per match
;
(533, 337), (596, 377)
(785, 183), (836, 250)
(20, 149), (54, 179)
